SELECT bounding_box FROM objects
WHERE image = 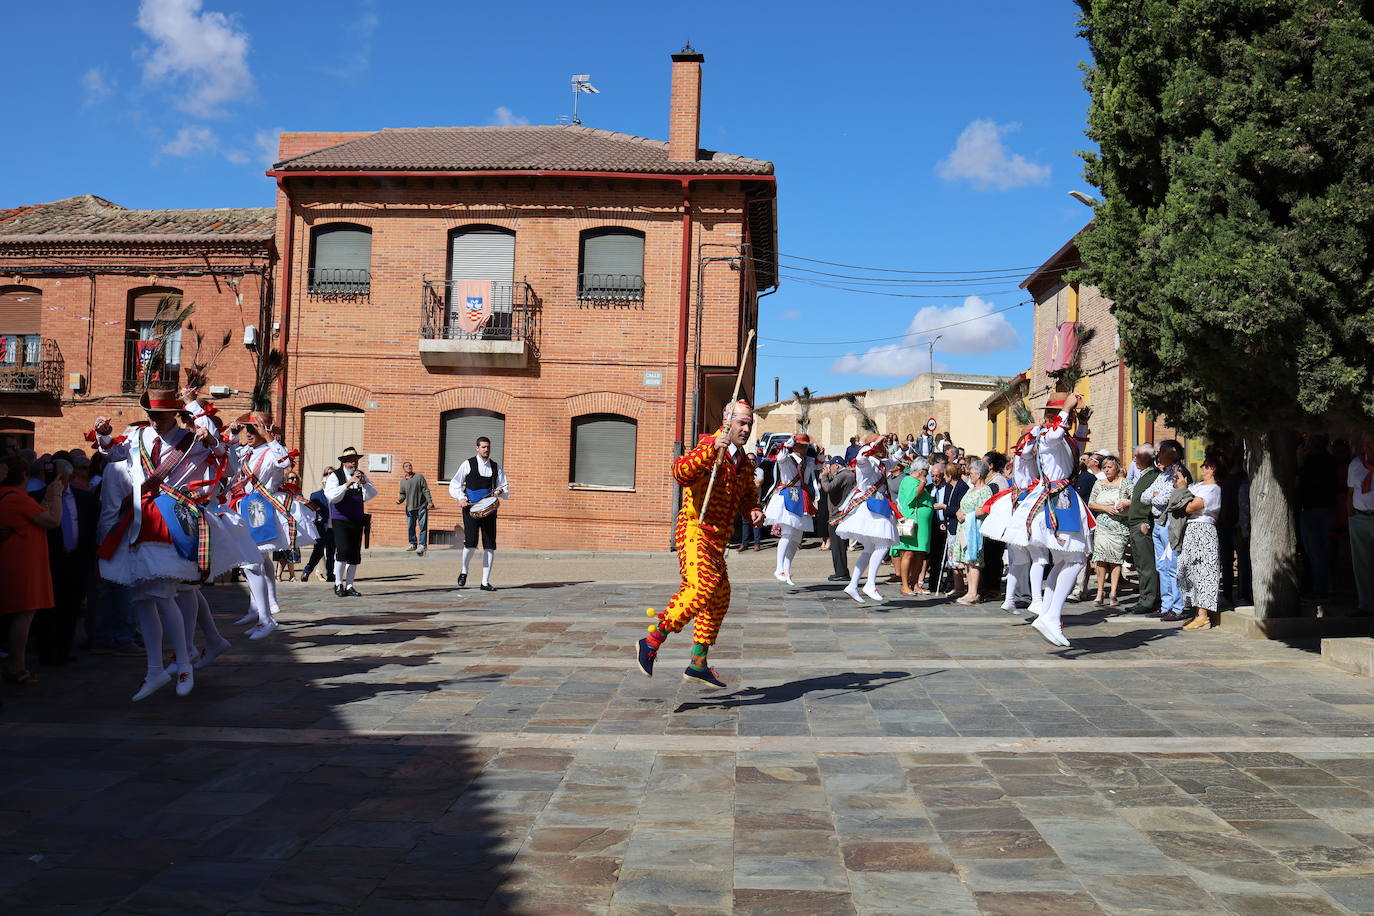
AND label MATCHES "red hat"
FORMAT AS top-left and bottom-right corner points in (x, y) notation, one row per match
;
(1042, 391), (1082, 411)
(794, 433), (811, 444)
(140, 387), (186, 413)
